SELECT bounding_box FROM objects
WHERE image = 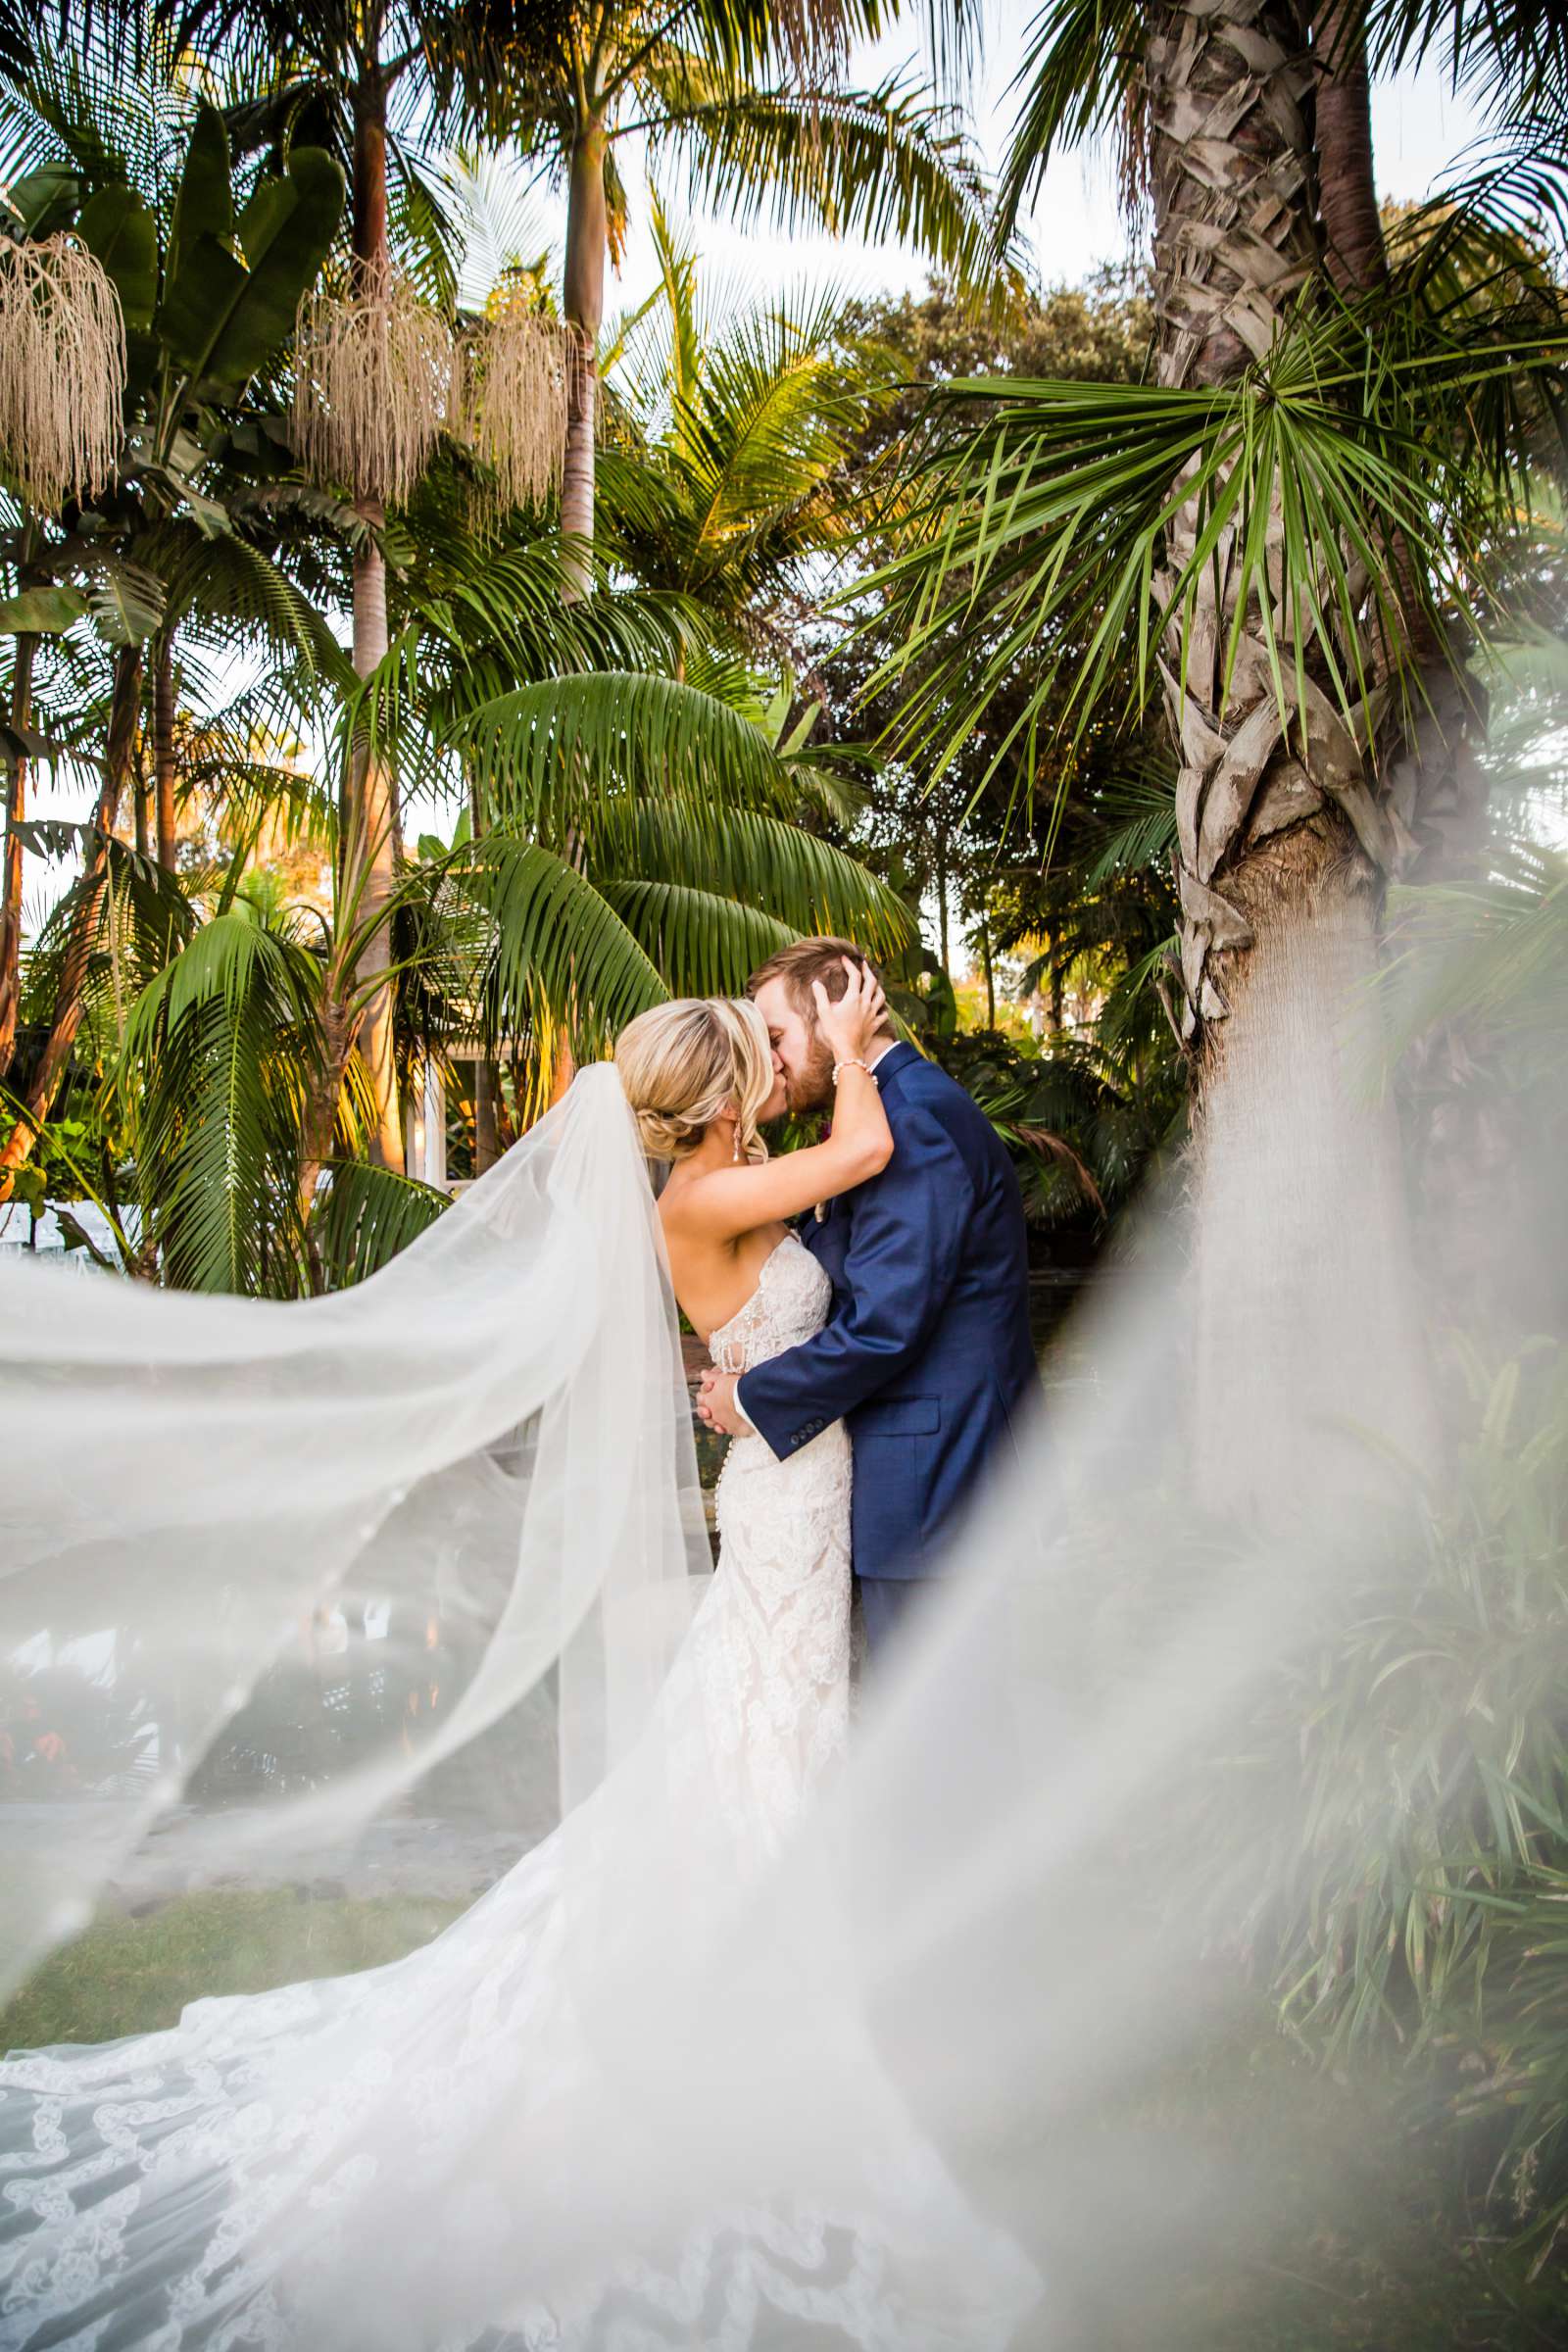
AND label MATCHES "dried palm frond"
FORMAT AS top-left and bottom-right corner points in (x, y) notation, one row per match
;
(450, 298), (571, 527)
(292, 264), (452, 507)
(0, 235), (124, 512)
